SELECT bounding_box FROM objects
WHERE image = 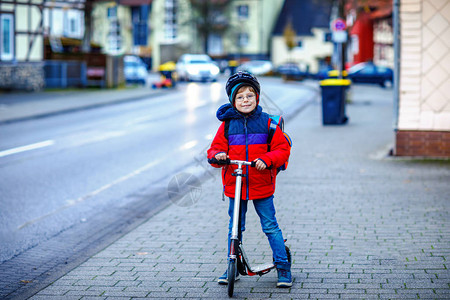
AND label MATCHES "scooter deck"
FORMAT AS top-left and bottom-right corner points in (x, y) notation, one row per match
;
(249, 262), (275, 273)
